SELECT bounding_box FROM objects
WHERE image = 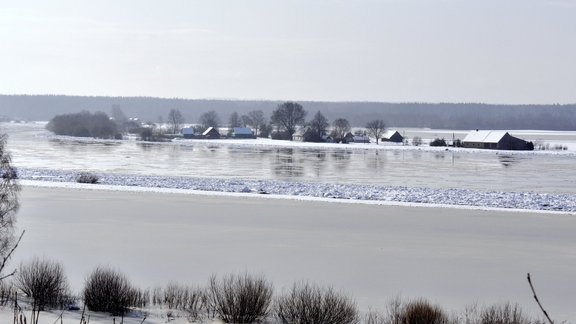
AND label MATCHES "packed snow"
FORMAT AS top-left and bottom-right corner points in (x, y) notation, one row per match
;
(17, 167), (576, 214)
